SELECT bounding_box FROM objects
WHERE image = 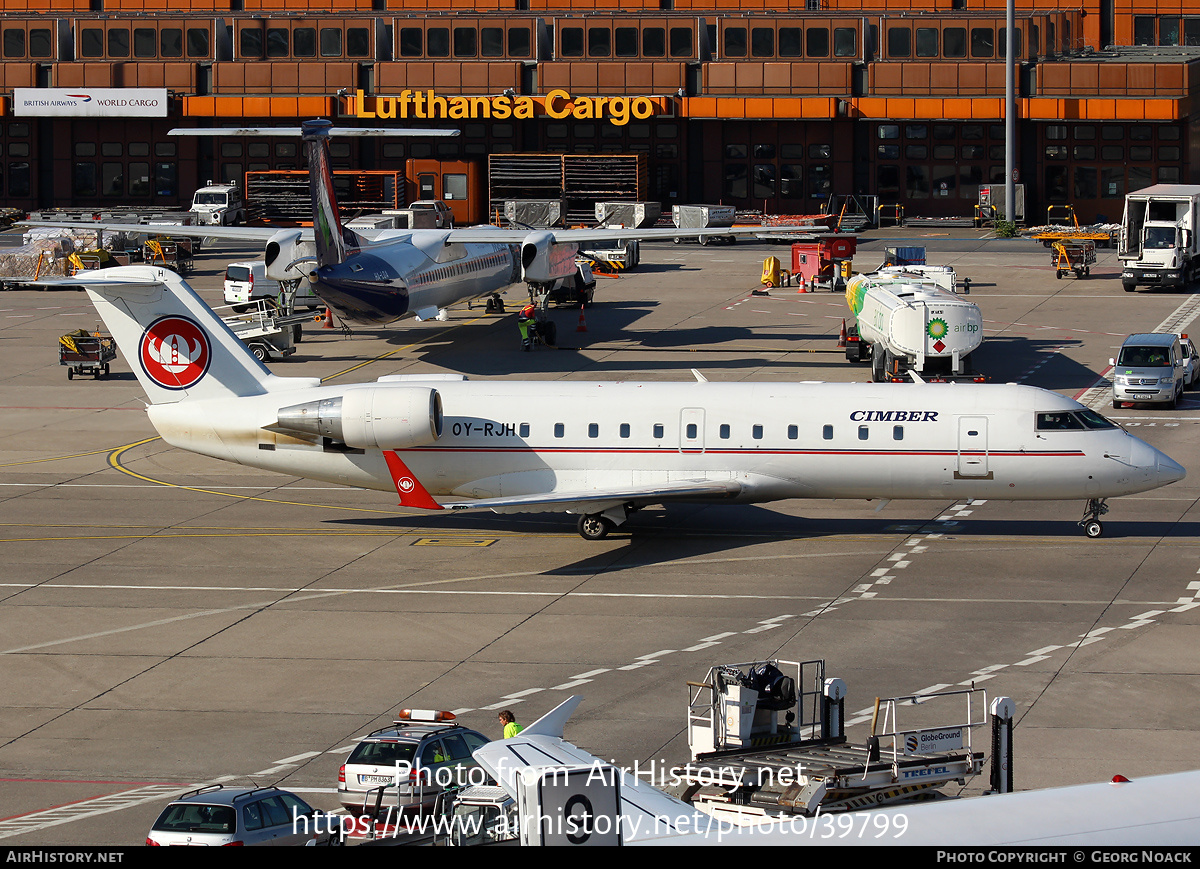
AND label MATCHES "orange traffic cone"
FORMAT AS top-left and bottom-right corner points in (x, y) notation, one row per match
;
(322, 307), (334, 329)
(838, 319), (847, 347)
(576, 305), (588, 333)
